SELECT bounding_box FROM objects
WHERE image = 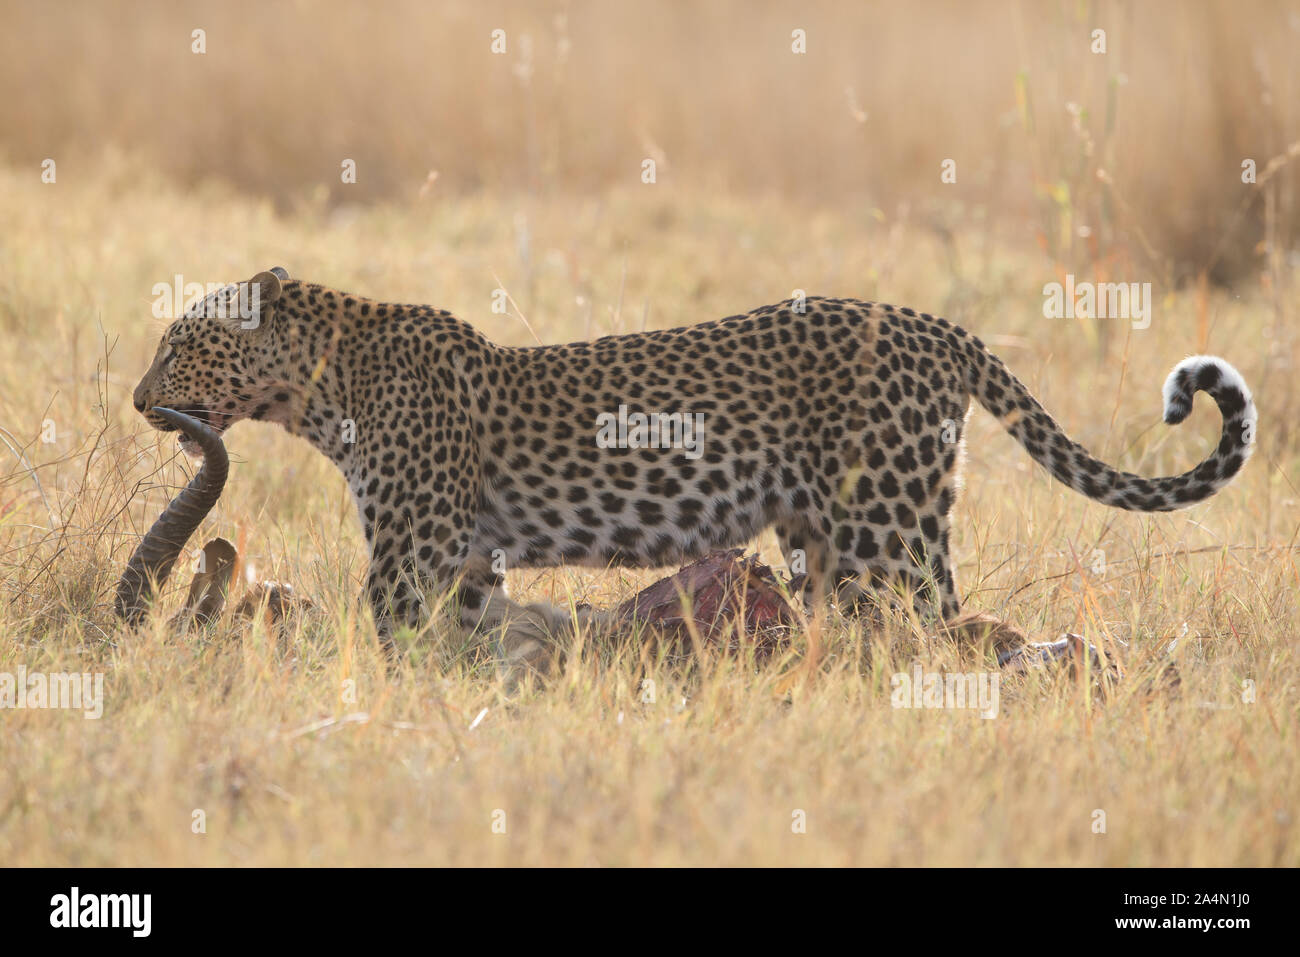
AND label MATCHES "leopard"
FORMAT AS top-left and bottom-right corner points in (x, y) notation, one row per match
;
(131, 267), (1257, 675)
